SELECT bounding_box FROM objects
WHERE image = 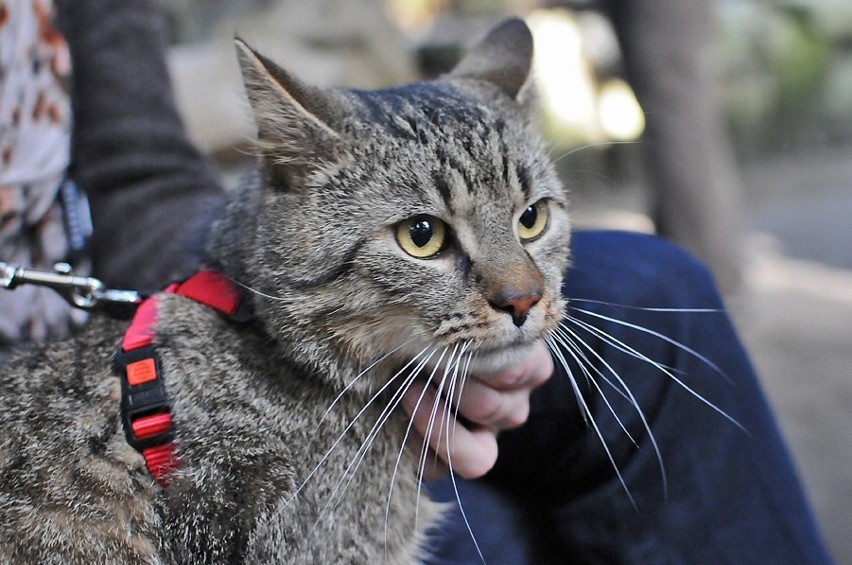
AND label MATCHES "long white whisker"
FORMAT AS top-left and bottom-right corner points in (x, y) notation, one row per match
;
(571, 297), (720, 313)
(545, 336), (637, 508)
(550, 328), (638, 446)
(295, 345), (435, 512)
(553, 324), (632, 403)
(446, 459), (487, 564)
(555, 323), (668, 497)
(572, 306), (730, 383)
(418, 343), (470, 486)
(441, 348), (468, 456)
(414, 346), (460, 525)
(550, 140), (641, 165)
(328, 349), (439, 528)
(384, 347), (445, 522)
(424, 345), (470, 481)
(442, 347), (485, 564)
(320, 337), (418, 425)
(383, 345), (457, 544)
(544, 334), (589, 426)
(553, 325), (629, 396)
(450, 349), (478, 435)
(566, 315), (682, 375)
(569, 315), (746, 433)
(226, 277), (298, 303)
